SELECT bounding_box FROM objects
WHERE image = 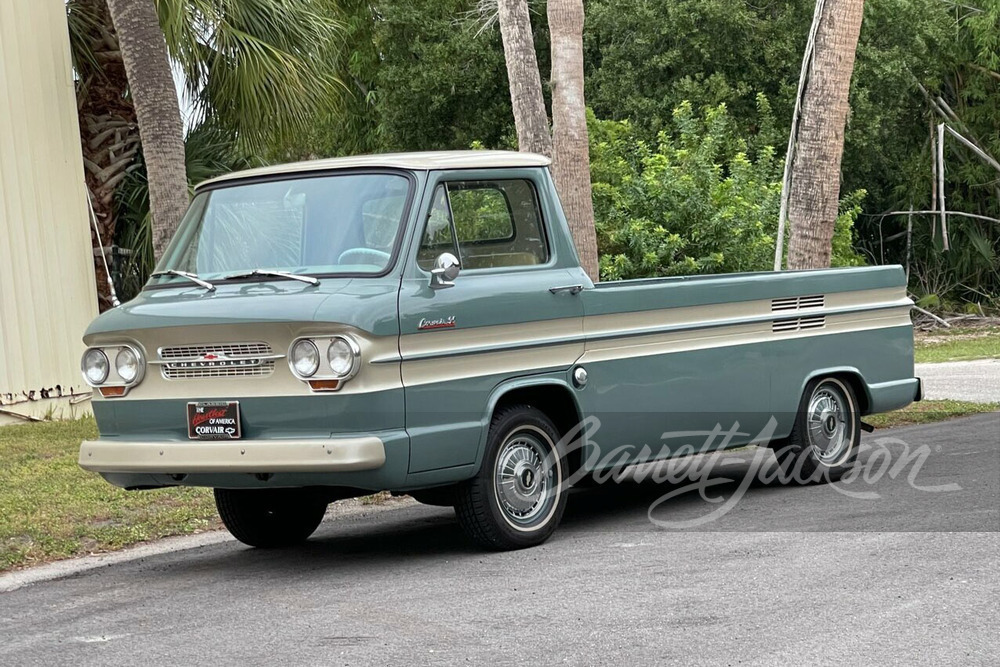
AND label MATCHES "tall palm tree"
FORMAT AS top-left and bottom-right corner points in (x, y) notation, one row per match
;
(786, 0), (866, 269)
(496, 0), (551, 156)
(548, 0), (598, 280)
(67, 0), (344, 307)
(105, 0), (189, 262)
